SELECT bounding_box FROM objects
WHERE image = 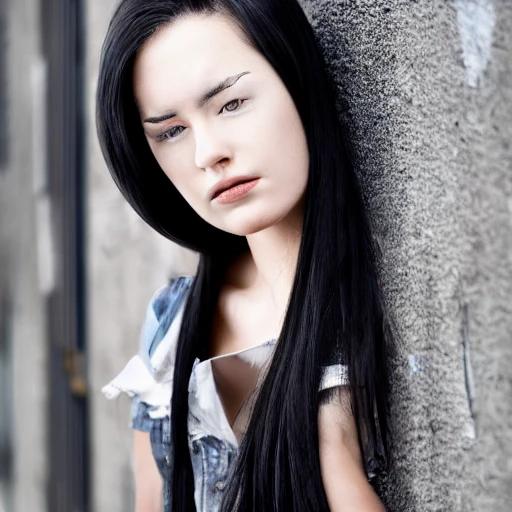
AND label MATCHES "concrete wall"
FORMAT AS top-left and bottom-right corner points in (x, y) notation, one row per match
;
(85, 2), (198, 511)
(301, 0), (511, 510)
